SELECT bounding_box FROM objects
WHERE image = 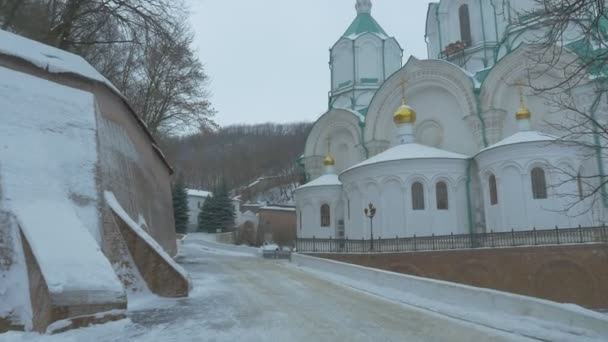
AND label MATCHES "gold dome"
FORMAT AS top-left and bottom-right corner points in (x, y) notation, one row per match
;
(516, 91), (532, 120)
(323, 154), (335, 166)
(393, 98), (416, 125)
